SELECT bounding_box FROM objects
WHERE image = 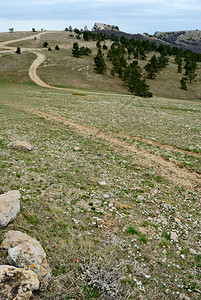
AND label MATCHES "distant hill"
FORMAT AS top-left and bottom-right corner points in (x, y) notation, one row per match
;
(153, 30), (201, 53)
(92, 29), (165, 47)
(92, 28), (201, 53)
